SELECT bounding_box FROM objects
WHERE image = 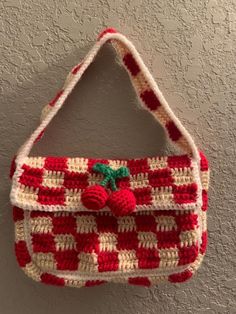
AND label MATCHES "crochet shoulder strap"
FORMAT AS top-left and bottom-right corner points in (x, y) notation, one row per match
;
(15, 28), (199, 166)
